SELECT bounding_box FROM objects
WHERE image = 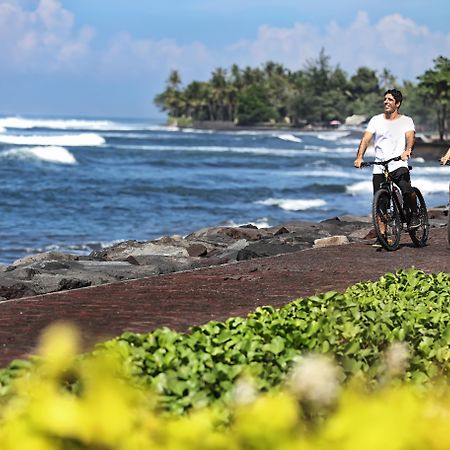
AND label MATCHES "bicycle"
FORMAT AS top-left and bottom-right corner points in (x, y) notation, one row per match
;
(361, 156), (429, 251)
